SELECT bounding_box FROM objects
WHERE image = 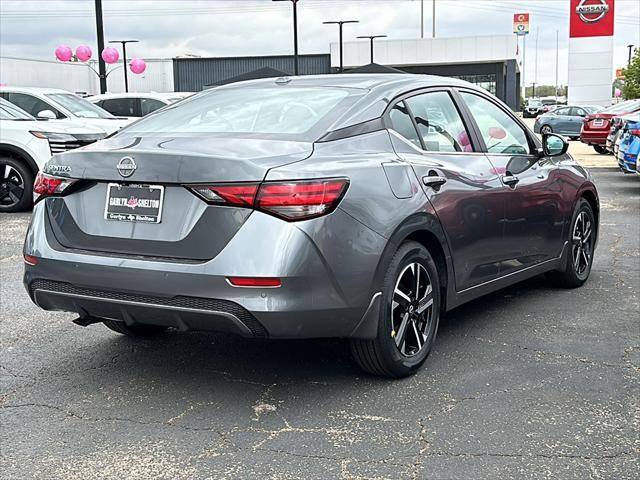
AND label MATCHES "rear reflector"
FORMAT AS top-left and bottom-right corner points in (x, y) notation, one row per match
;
(227, 277), (281, 287)
(187, 177), (348, 221)
(32, 172), (78, 203)
(23, 255), (38, 266)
